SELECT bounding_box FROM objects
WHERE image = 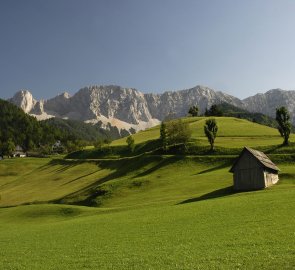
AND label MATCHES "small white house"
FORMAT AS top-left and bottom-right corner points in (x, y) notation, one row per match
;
(12, 145), (26, 158)
(52, 140), (64, 153)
